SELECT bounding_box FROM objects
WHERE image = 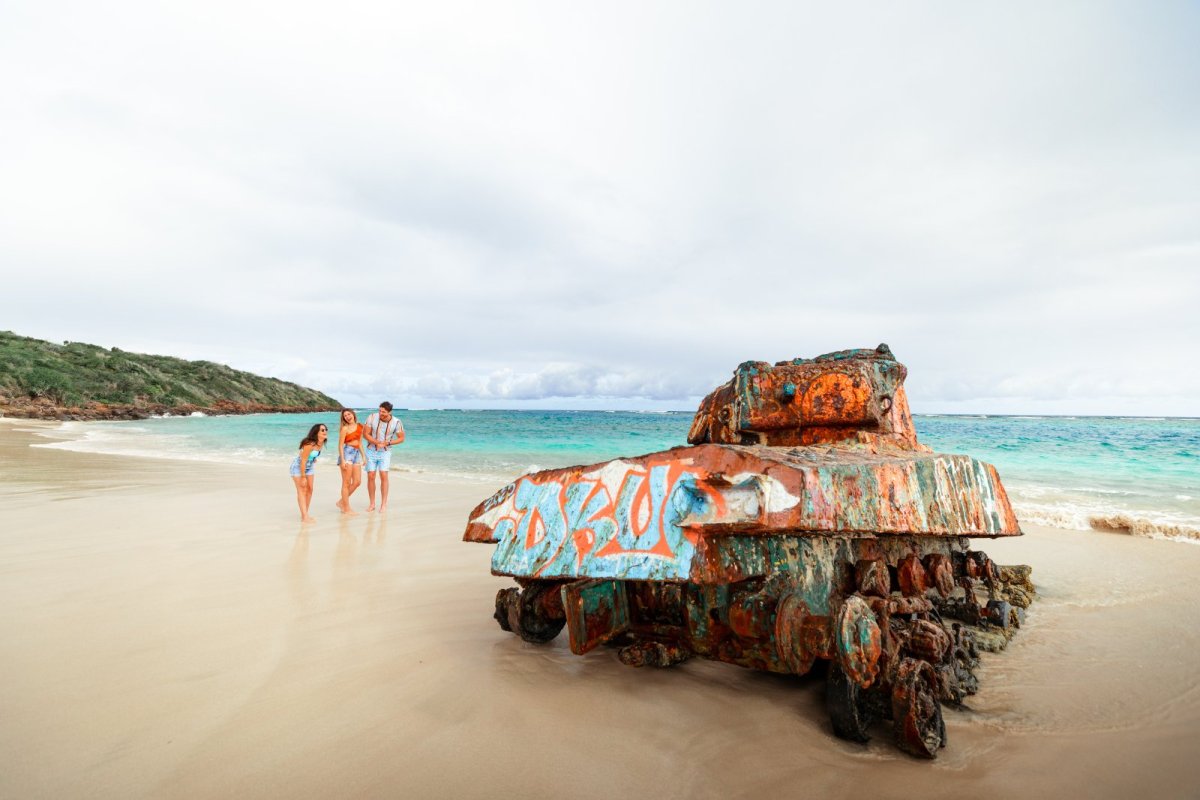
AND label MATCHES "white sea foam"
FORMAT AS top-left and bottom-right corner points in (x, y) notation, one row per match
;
(1086, 513), (1200, 543)
(1013, 502), (1097, 532)
(1012, 484), (1142, 496)
(1009, 483), (1062, 499)
(32, 422), (275, 465)
(1066, 486), (1139, 496)
(228, 447), (271, 461)
(1014, 501), (1200, 544)
(388, 465), (502, 485)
